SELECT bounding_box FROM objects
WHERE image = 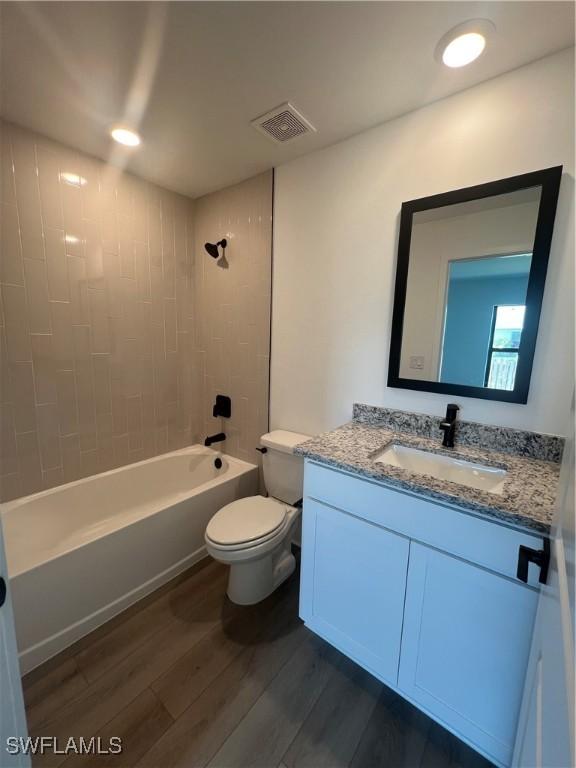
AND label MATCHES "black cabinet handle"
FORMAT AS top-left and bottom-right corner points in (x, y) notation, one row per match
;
(517, 538), (550, 584)
(0, 577), (6, 608)
(256, 447), (267, 454)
